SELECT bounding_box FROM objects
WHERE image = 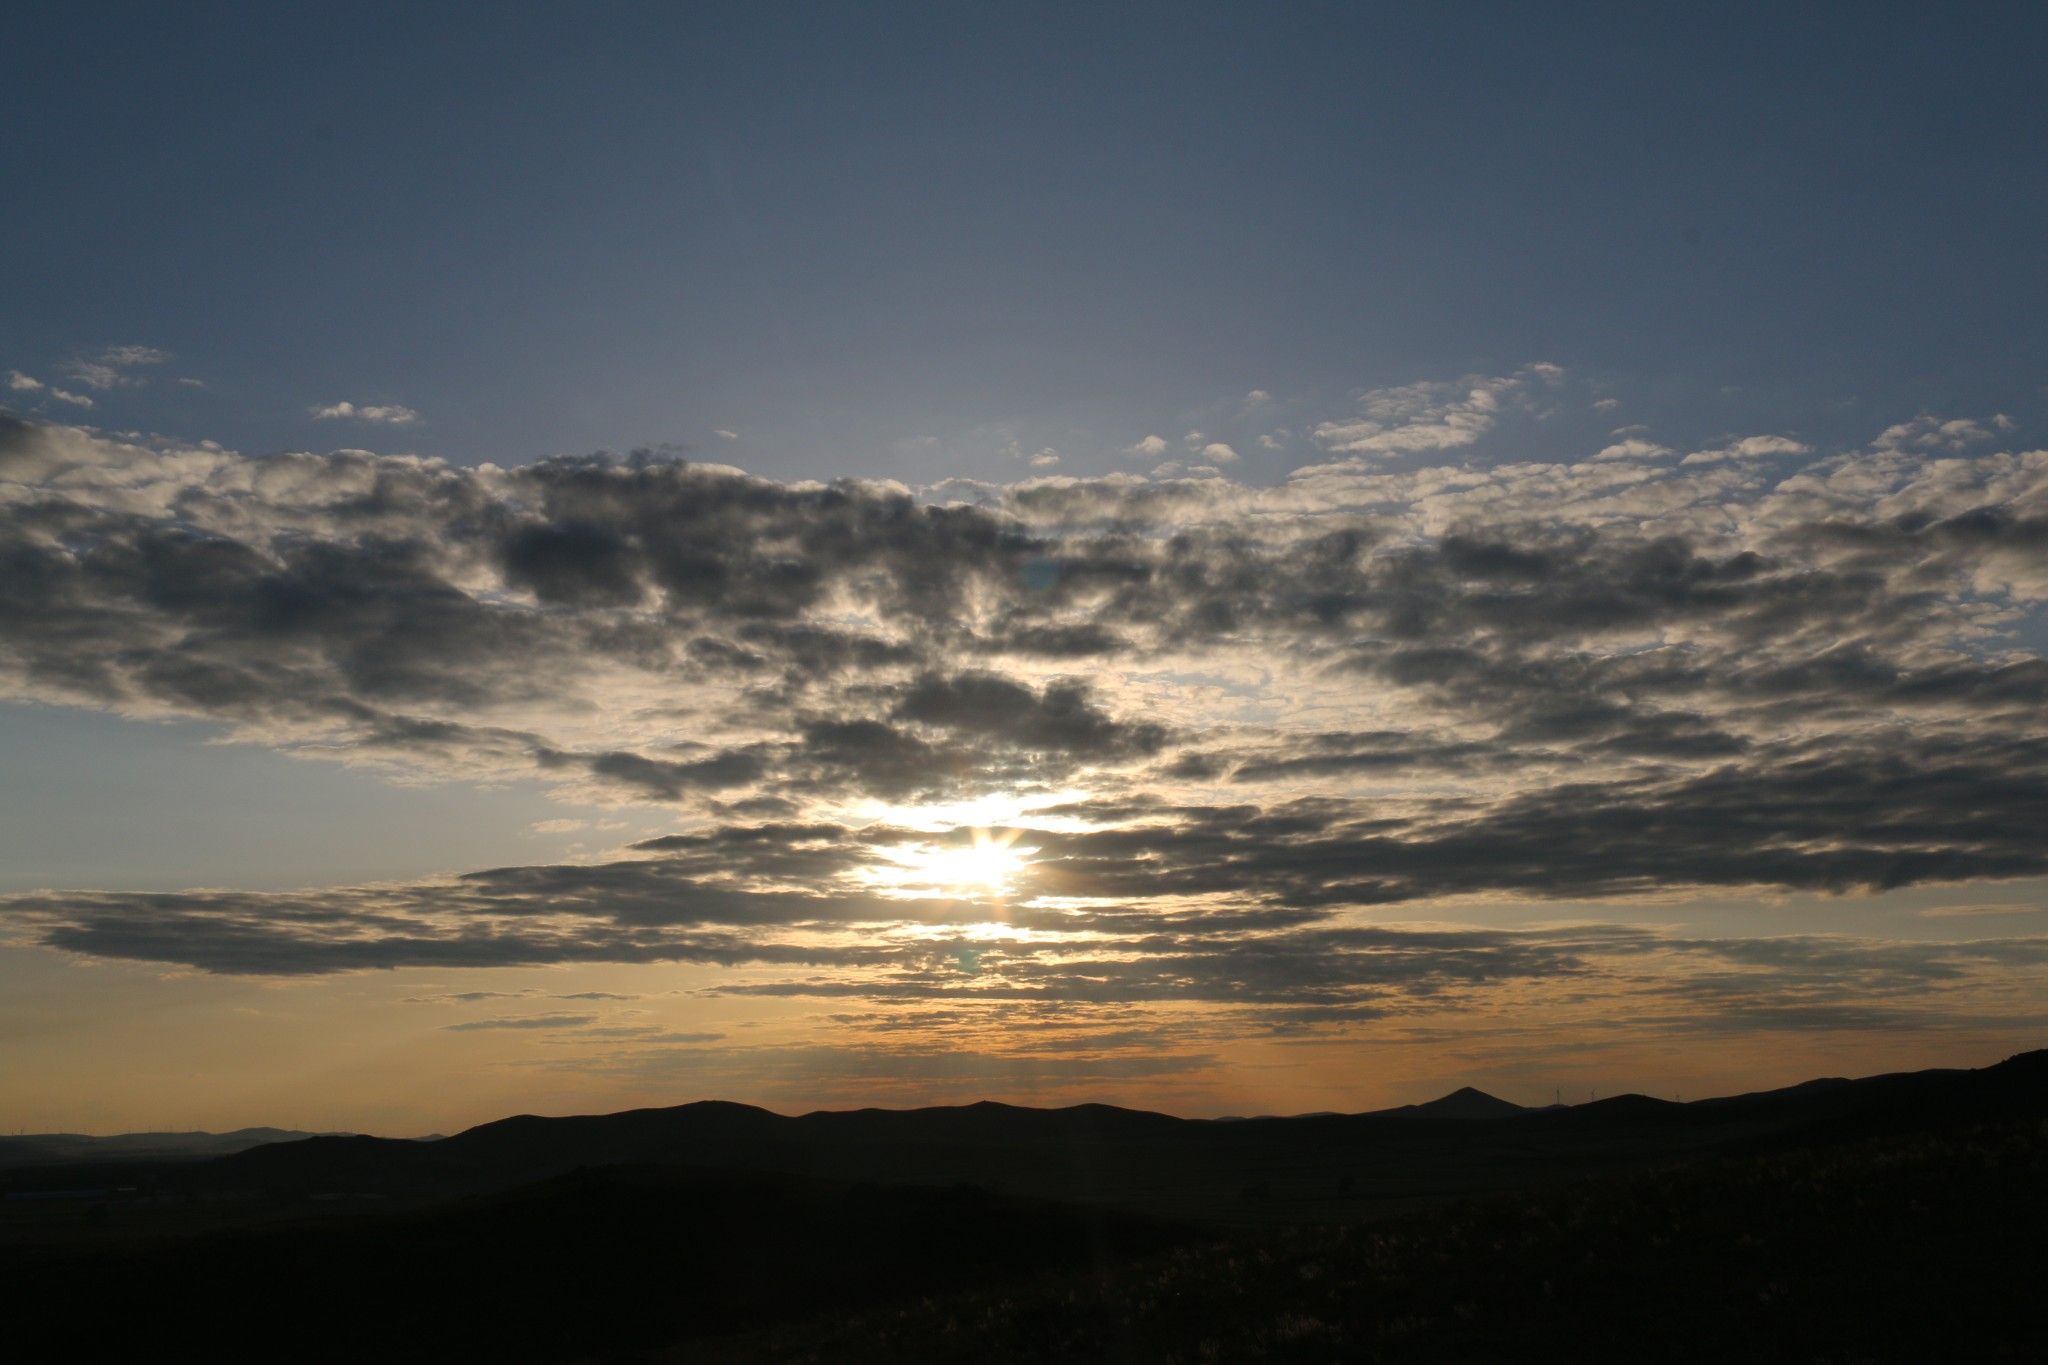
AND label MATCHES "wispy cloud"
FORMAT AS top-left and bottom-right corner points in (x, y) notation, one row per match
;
(1681, 434), (1812, 465)
(8, 371), (95, 407)
(311, 400), (421, 425)
(61, 345), (171, 390)
(445, 1013), (600, 1032)
(1313, 364), (1562, 456)
(1592, 438), (1673, 462)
